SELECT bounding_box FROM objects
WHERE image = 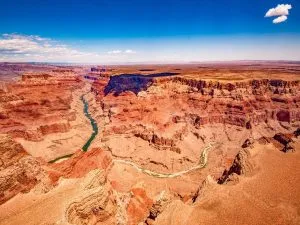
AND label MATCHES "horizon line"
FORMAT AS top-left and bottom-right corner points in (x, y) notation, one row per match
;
(1, 59), (300, 66)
